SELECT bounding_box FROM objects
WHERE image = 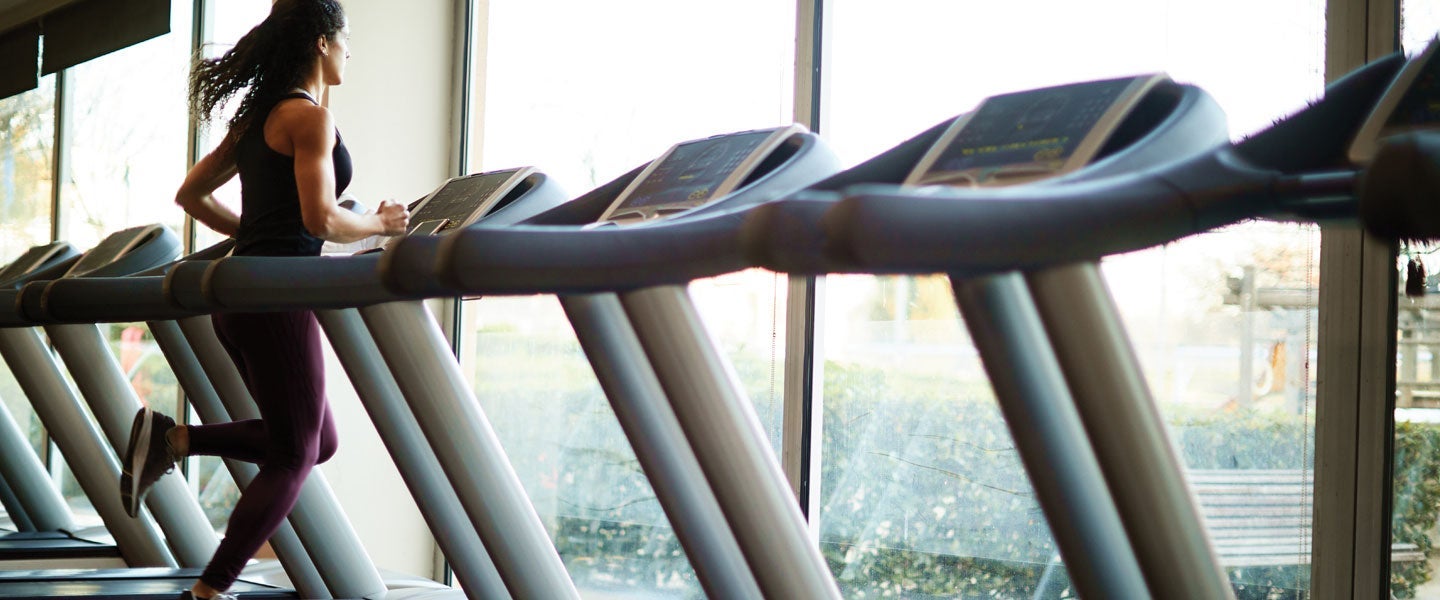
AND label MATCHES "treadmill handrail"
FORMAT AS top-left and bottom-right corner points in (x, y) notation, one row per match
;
(35, 277), (205, 324)
(397, 84), (1228, 296)
(432, 209), (754, 295)
(736, 52), (1408, 278)
(197, 253), (407, 311)
(385, 130), (840, 297)
(746, 149), (1353, 277)
(0, 255), (83, 328)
